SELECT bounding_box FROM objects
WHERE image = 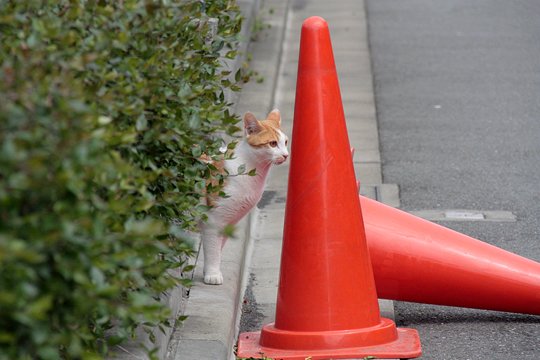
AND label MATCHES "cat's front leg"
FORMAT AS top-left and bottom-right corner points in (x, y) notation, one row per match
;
(201, 222), (224, 285)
